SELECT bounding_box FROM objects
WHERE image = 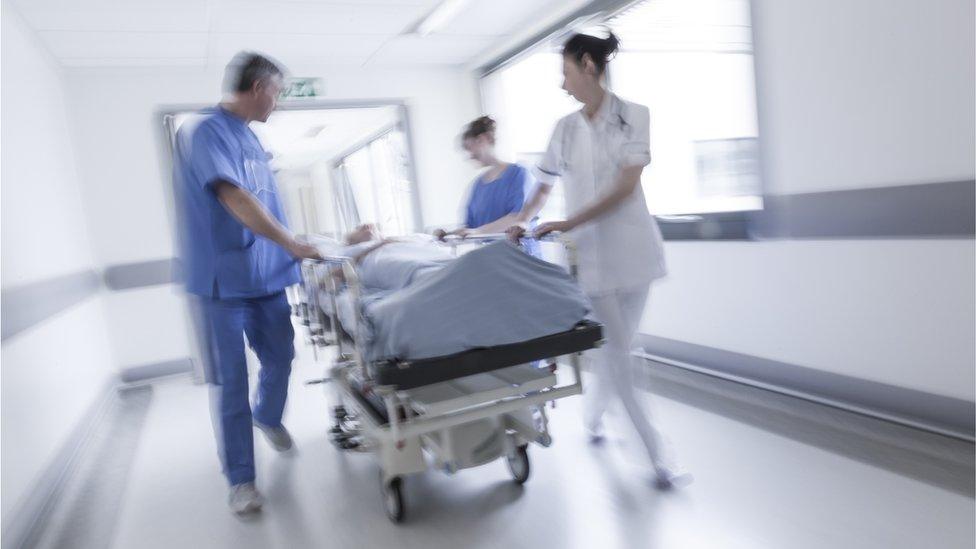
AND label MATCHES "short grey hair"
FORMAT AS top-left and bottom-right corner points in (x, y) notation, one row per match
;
(222, 52), (285, 94)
